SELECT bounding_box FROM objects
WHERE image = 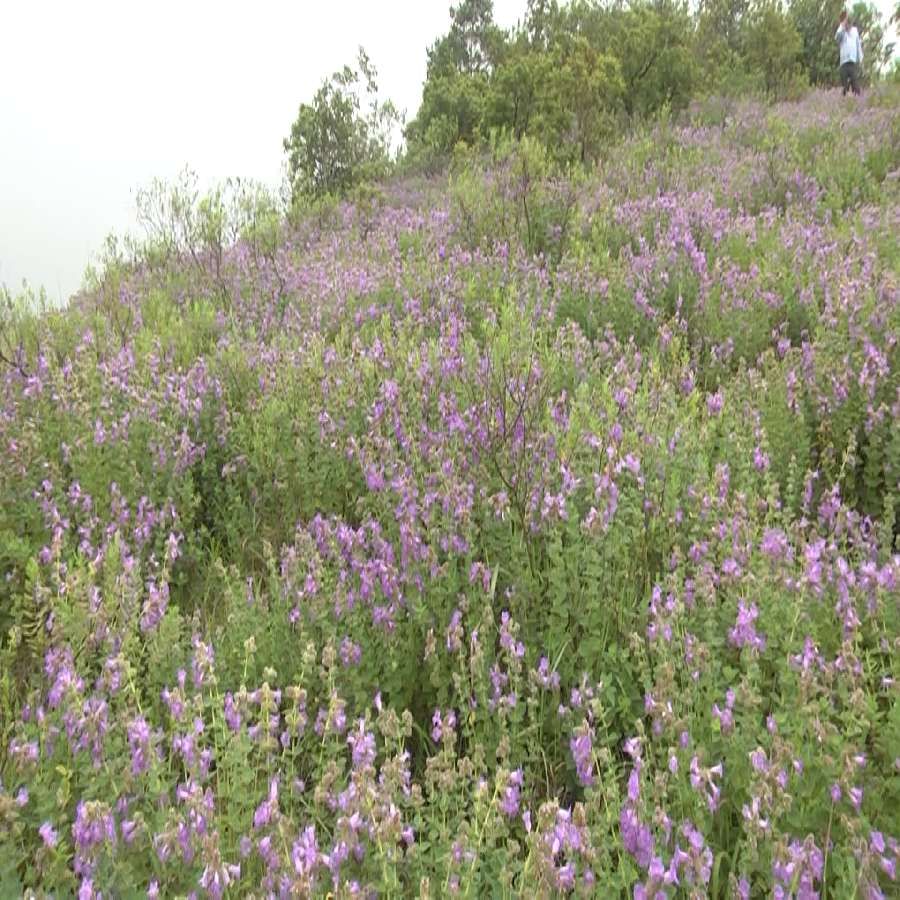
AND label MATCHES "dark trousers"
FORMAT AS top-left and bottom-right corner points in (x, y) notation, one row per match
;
(840, 61), (861, 96)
